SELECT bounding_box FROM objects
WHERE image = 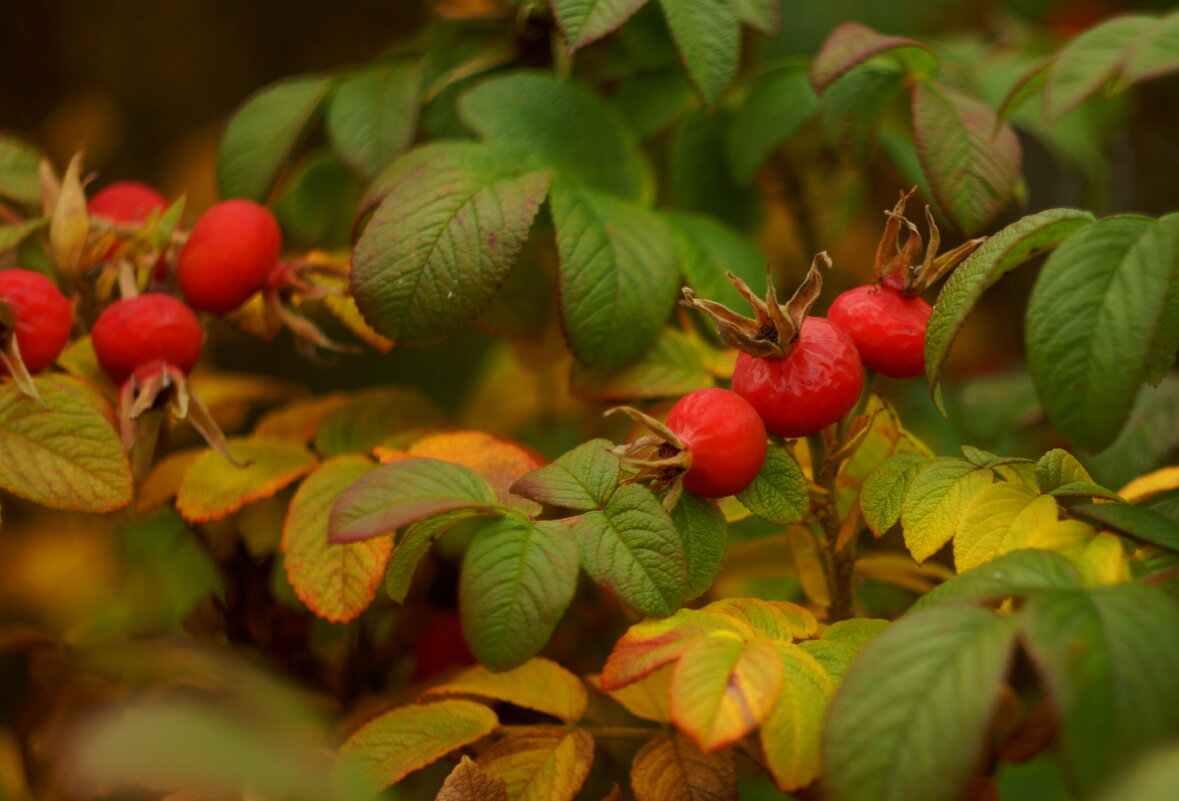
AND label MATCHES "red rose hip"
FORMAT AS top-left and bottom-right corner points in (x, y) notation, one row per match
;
(0, 269), (73, 374)
(177, 199), (281, 314)
(91, 294), (203, 384)
(828, 284), (931, 379)
(88, 181), (168, 224)
(666, 388), (767, 498)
